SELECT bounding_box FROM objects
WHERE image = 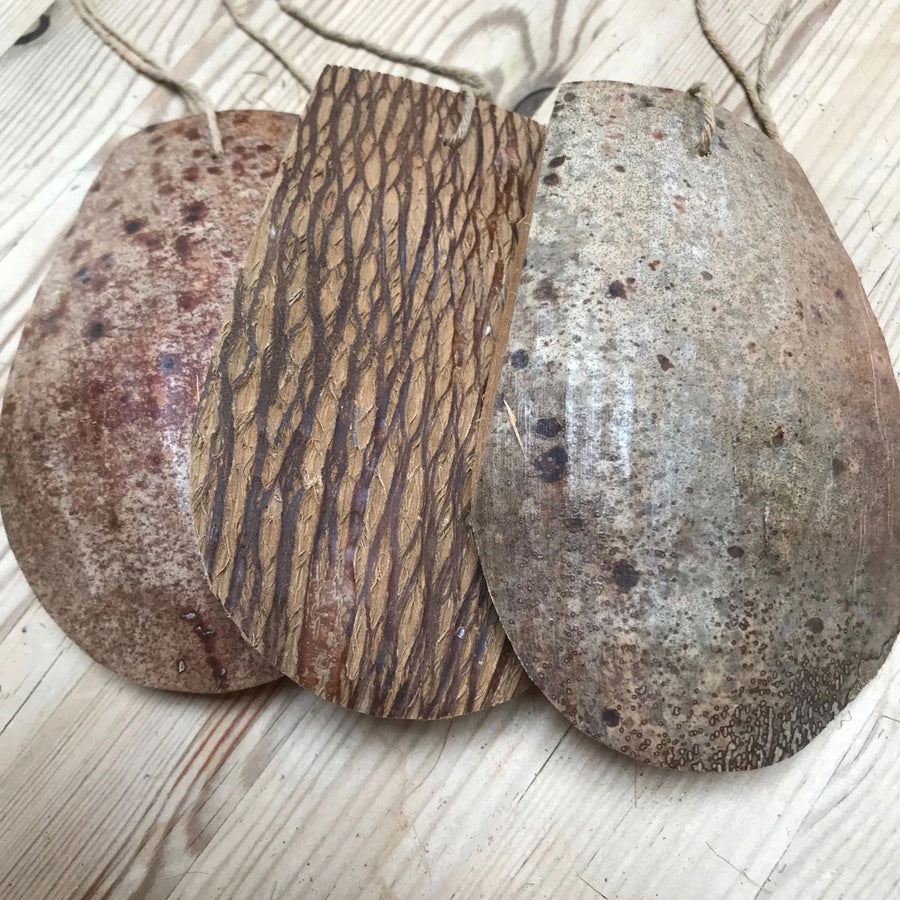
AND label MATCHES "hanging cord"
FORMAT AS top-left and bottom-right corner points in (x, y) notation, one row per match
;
(223, 0), (313, 93)
(693, 0), (799, 146)
(72, 0), (224, 156)
(276, 0), (490, 147)
(757, 0), (799, 114)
